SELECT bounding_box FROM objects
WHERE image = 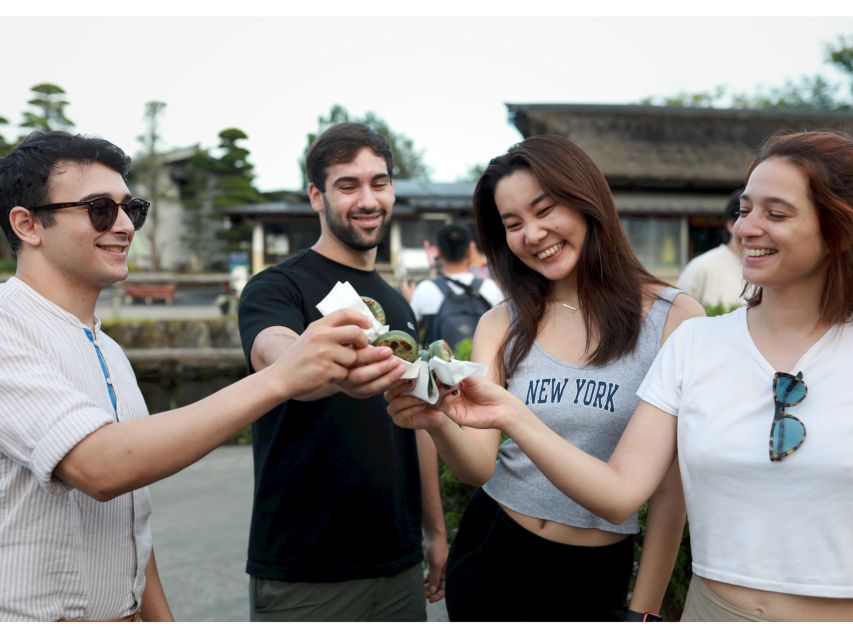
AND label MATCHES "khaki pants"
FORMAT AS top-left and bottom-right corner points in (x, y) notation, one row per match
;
(249, 563), (426, 622)
(681, 576), (772, 622)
